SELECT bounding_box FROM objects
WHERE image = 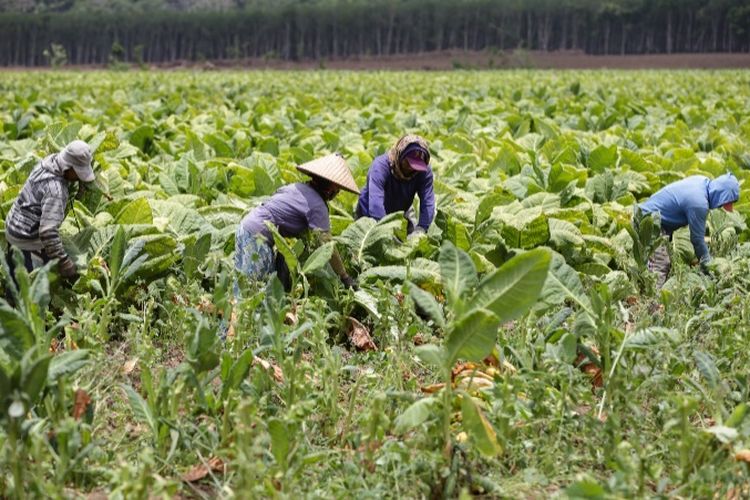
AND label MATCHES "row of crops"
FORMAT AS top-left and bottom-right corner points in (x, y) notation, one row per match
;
(1, 70), (750, 497)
